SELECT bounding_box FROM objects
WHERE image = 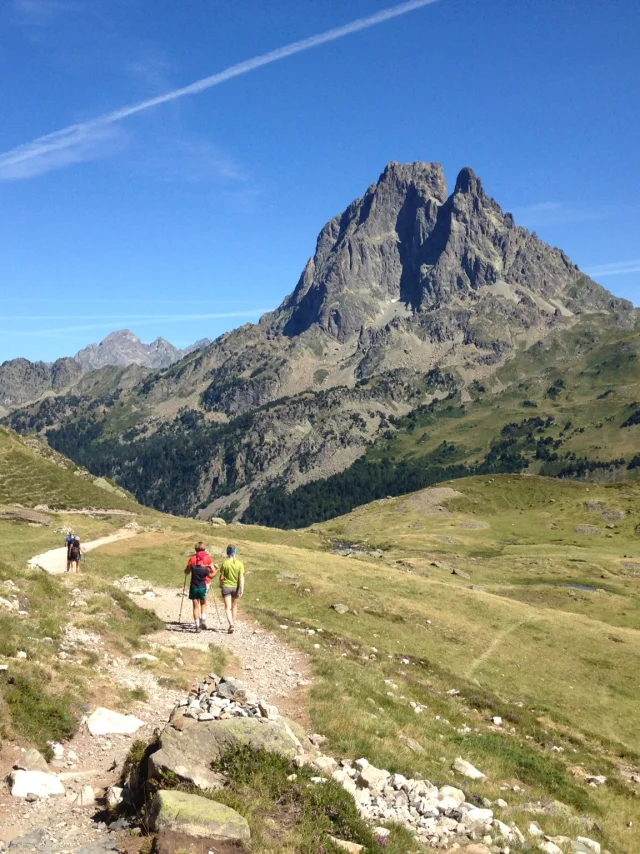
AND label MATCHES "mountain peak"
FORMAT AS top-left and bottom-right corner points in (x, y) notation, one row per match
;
(274, 161), (630, 342)
(454, 166), (482, 195)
